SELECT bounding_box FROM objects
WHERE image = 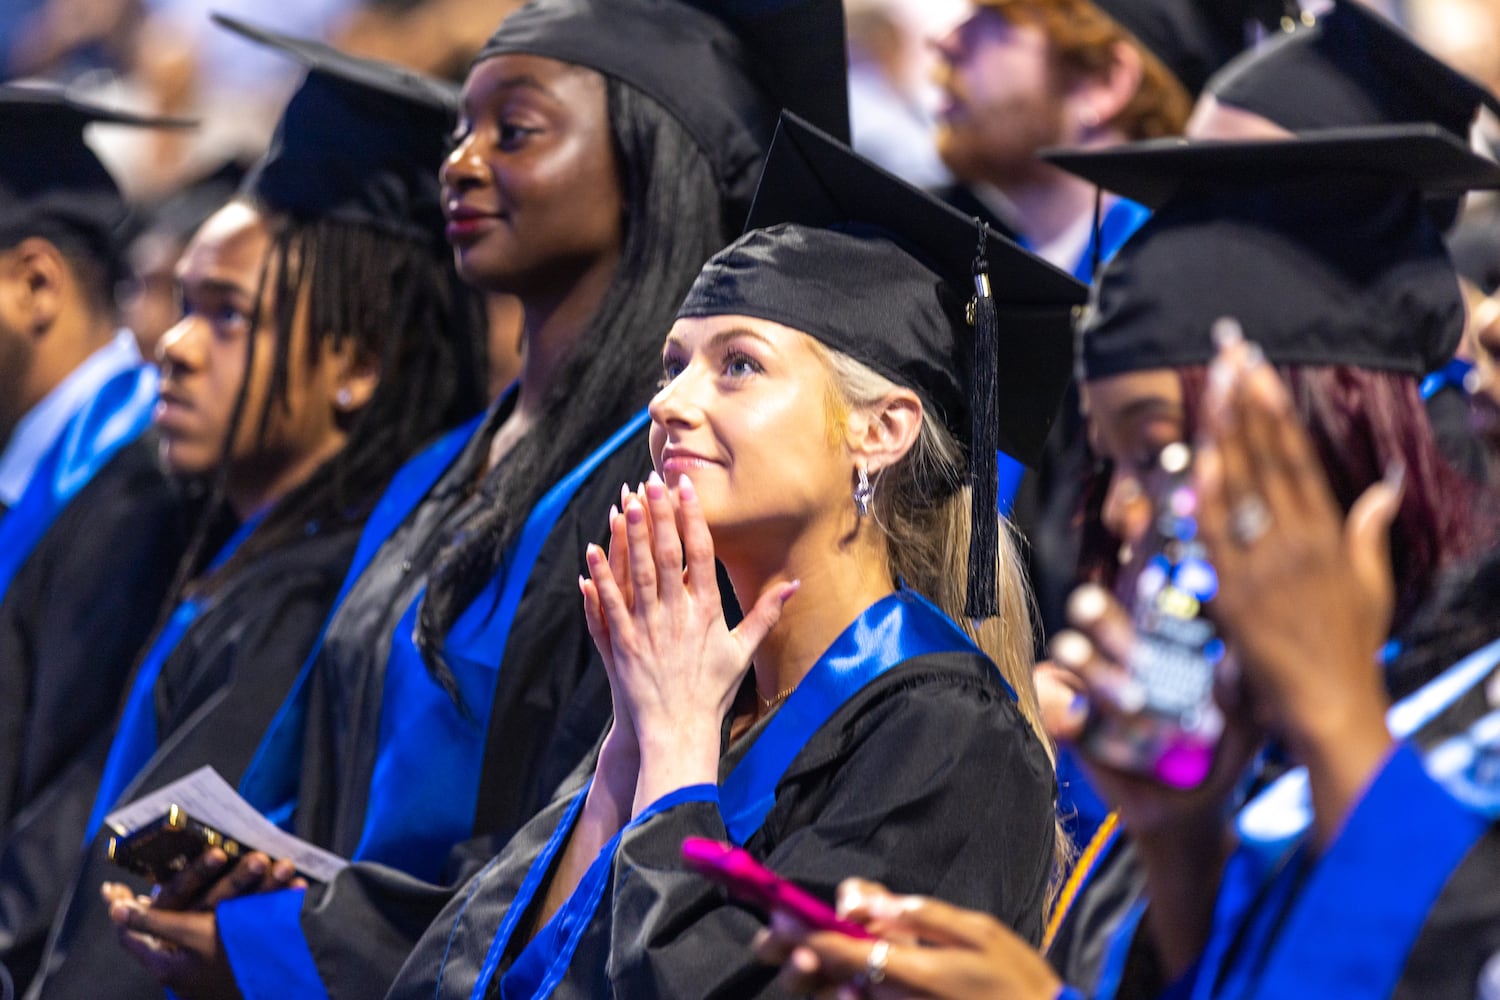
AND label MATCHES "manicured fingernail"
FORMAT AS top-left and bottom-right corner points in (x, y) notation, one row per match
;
(246, 856), (266, 876)
(586, 543), (604, 564)
(621, 483), (630, 505)
(678, 474), (695, 500)
(609, 504), (619, 521)
(646, 476), (665, 501)
(1383, 460), (1406, 498)
(1050, 630), (1092, 668)
(1243, 340), (1265, 369)
(626, 499), (645, 523)
(1067, 584), (1109, 626)
(647, 470), (663, 486)
(1211, 316), (1244, 350)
